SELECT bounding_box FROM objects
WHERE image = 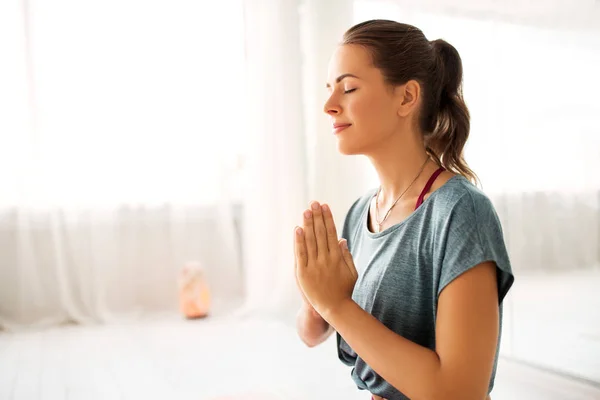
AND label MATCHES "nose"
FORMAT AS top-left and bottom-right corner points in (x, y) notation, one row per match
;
(323, 95), (341, 116)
